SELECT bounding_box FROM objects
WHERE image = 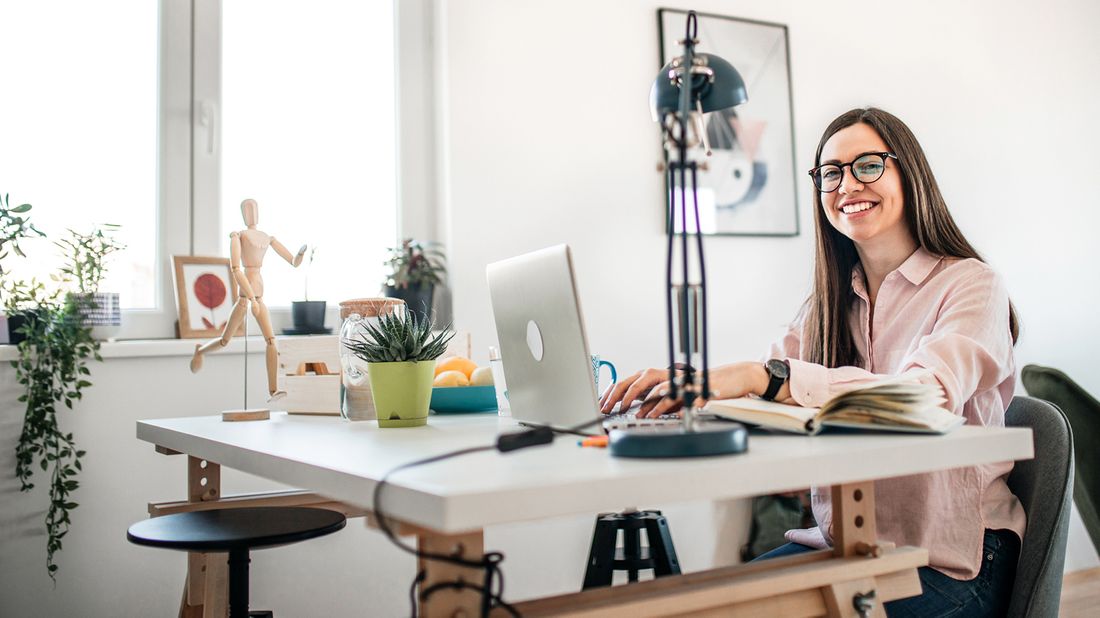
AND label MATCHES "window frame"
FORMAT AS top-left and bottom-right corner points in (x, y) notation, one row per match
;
(114, 0), (193, 340)
(138, 0), (419, 339)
